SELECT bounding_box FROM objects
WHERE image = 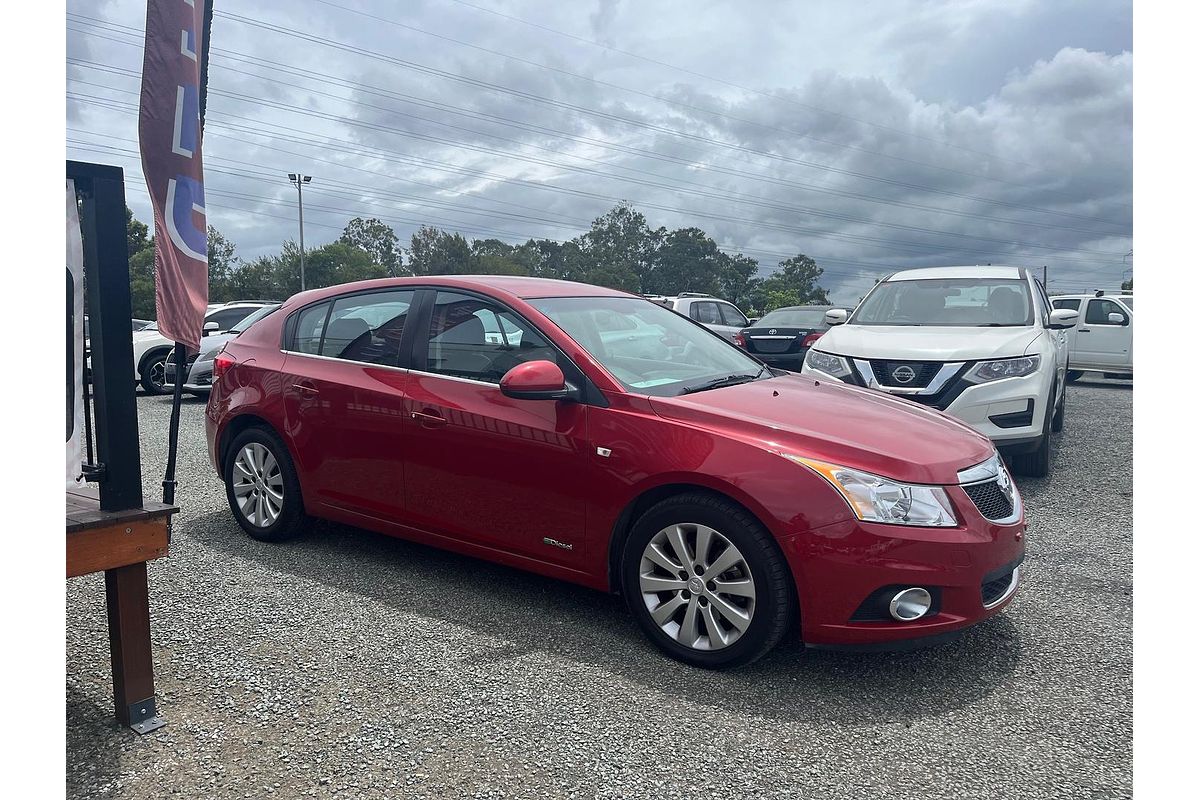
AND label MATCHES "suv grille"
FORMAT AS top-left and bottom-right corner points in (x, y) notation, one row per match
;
(962, 479), (1014, 521)
(981, 568), (1017, 607)
(869, 360), (942, 388)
